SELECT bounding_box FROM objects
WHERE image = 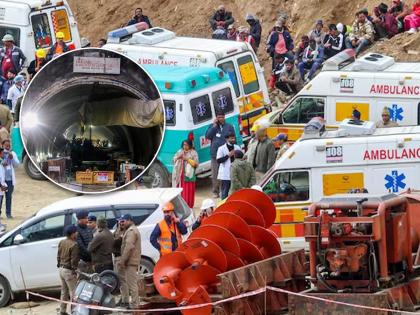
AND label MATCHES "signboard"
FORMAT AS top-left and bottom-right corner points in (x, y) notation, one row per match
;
(199, 136), (211, 149)
(239, 62), (257, 85)
(76, 171), (93, 184)
(326, 146), (343, 163)
(93, 171), (114, 184)
(48, 166), (61, 172)
(340, 78), (354, 93)
(73, 57), (121, 74)
(323, 173), (364, 196)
